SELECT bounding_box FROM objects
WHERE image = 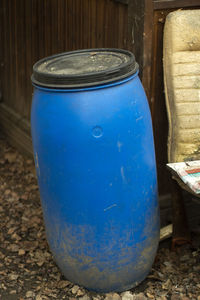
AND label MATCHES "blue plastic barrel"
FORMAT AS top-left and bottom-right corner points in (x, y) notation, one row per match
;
(31, 49), (160, 293)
